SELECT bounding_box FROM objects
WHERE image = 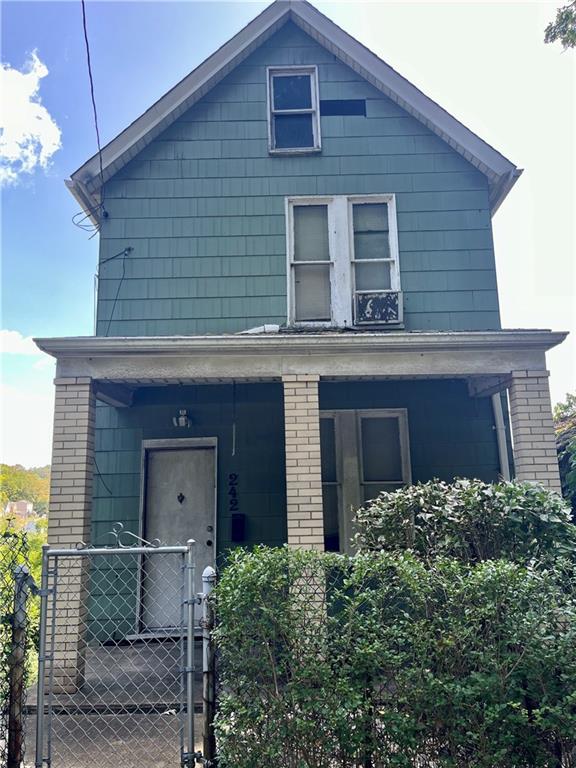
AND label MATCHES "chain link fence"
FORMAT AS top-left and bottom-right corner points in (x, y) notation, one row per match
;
(32, 542), (202, 768)
(1, 526), (38, 768)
